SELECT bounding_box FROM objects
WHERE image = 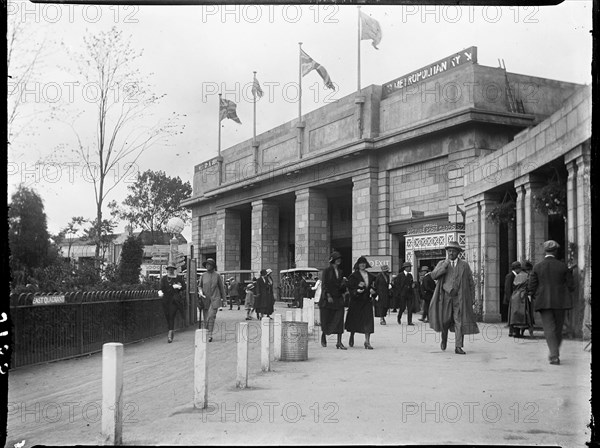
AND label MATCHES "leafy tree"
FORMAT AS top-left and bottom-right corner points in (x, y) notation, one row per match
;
(117, 236), (144, 284)
(80, 218), (118, 263)
(8, 185), (52, 274)
(62, 27), (182, 260)
(55, 216), (87, 261)
(109, 170), (191, 243)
